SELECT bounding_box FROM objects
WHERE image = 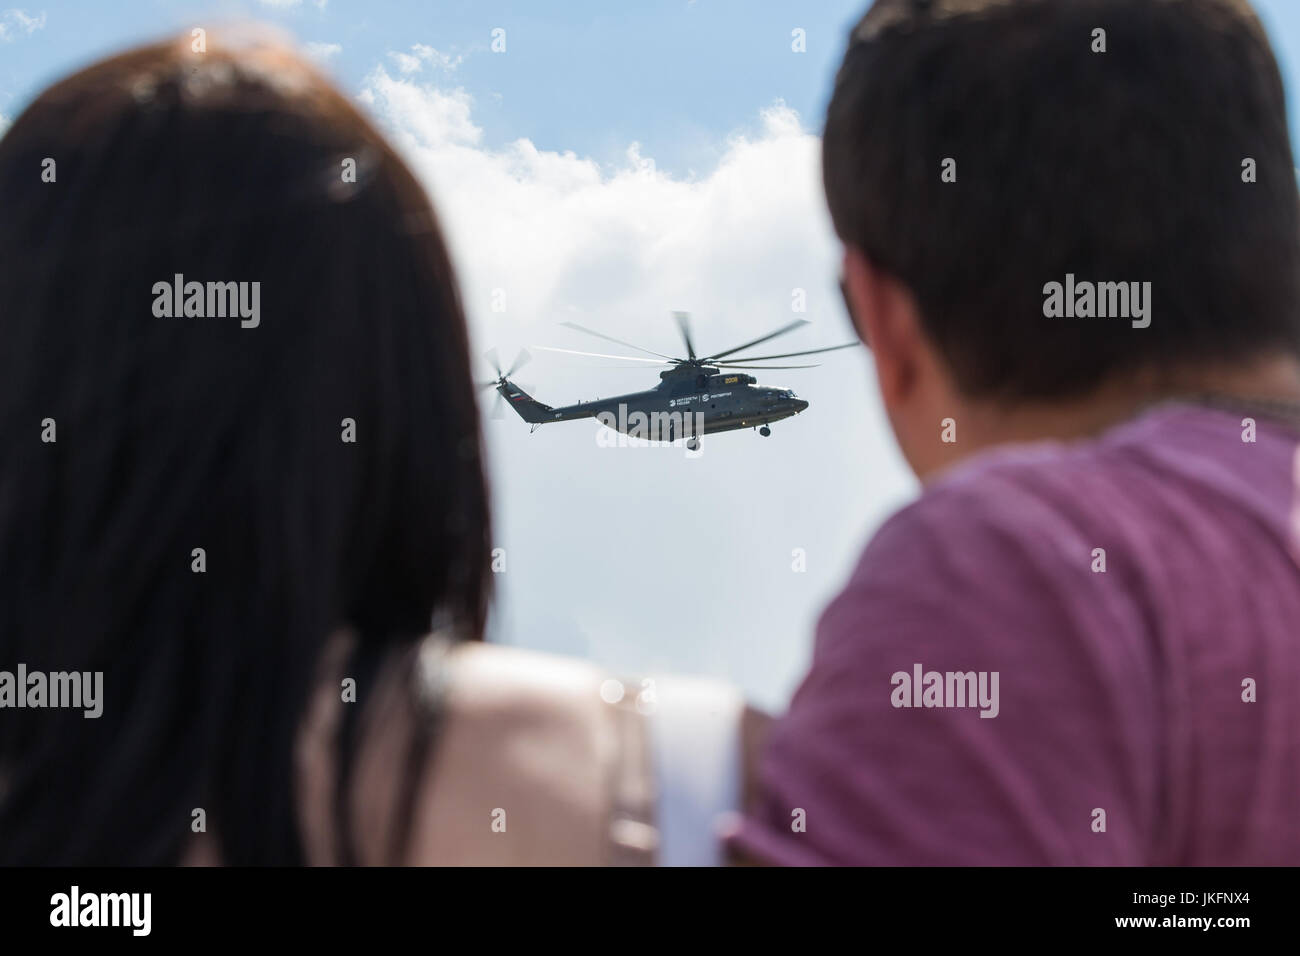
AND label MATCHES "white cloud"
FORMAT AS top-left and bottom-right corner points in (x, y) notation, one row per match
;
(358, 69), (912, 707)
(359, 67), (480, 147)
(303, 41), (341, 62)
(387, 43), (463, 75)
(0, 8), (46, 42)
(387, 51), (421, 74)
(362, 71), (826, 336)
